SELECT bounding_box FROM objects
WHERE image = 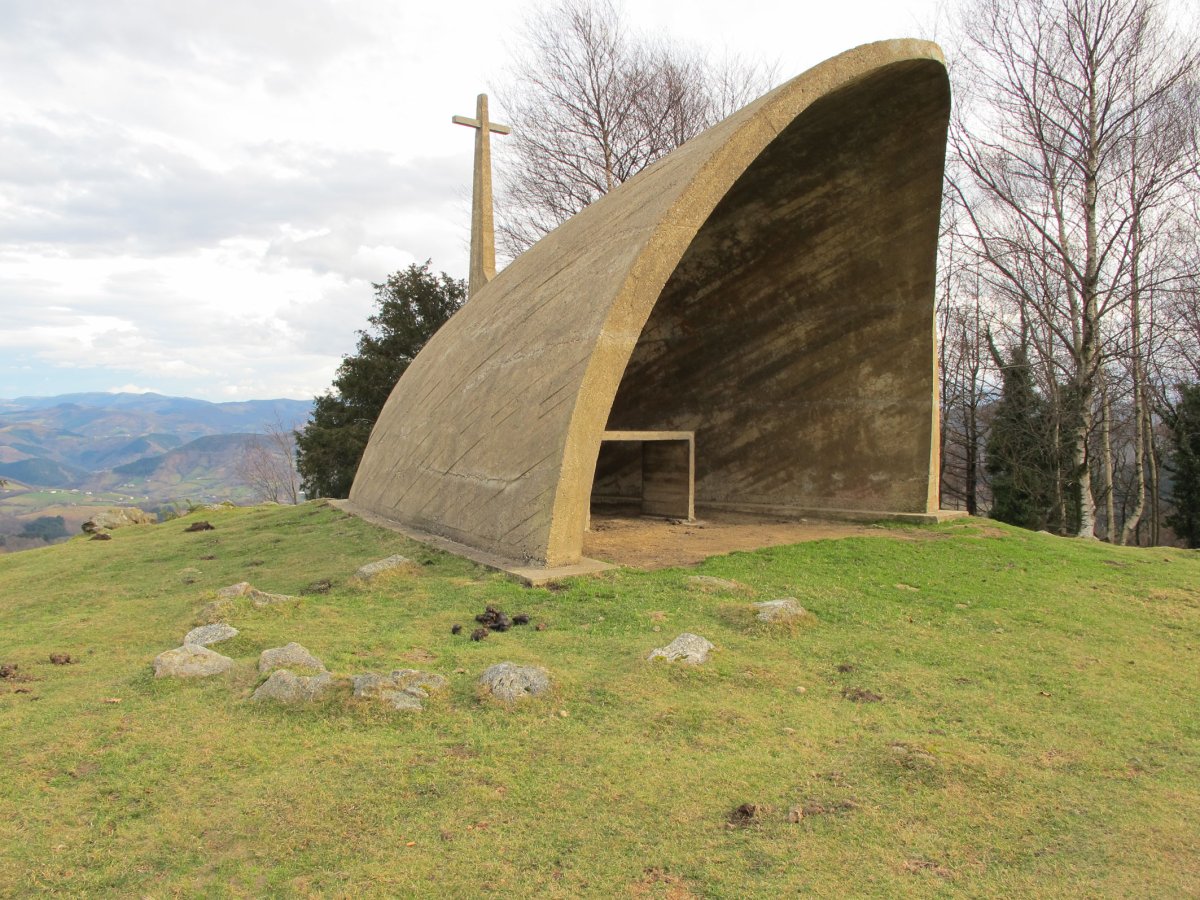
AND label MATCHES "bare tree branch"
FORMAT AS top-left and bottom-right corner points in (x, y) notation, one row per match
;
(493, 0), (777, 258)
